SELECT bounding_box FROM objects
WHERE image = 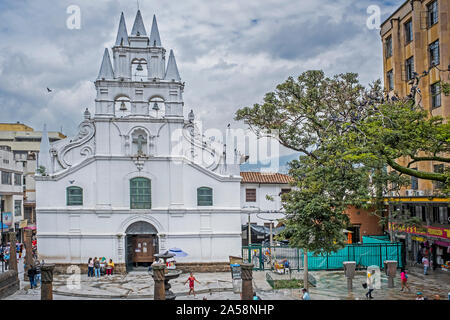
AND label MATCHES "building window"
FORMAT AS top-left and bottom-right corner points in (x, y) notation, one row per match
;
(14, 174), (21, 186)
(387, 70), (394, 91)
(405, 56), (414, 81)
(410, 168), (418, 190)
(14, 200), (21, 216)
(430, 82), (441, 109)
(433, 164), (444, 189)
(404, 20), (413, 44)
(246, 188), (256, 202)
(130, 178), (151, 209)
(66, 186), (83, 206)
(197, 187), (213, 206)
(1, 171), (11, 185)
(280, 188), (291, 195)
(385, 36), (392, 58)
(427, 0), (438, 27)
(429, 40), (440, 66)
